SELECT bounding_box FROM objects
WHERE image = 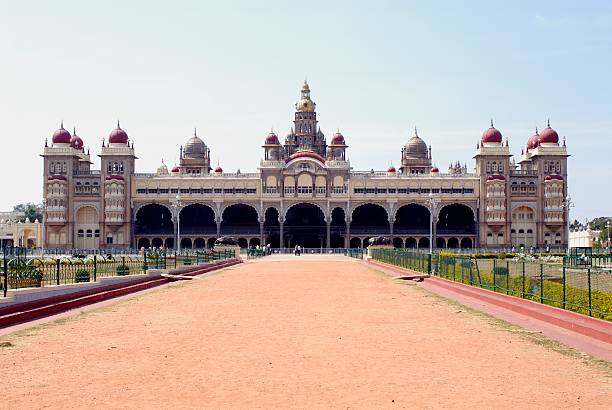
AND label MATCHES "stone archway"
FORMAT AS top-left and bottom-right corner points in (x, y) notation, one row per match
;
(394, 204), (430, 236)
(284, 203), (326, 248)
(437, 203), (476, 237)
(135, 204), (173, 237)
(263, 207), (280, 248)
(75, 206), (99, 249)
(350, 204), (389, 237)
(330, 207), (347, 248)
(221, 204), (259, 236)
(180, 204), (216, 236)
